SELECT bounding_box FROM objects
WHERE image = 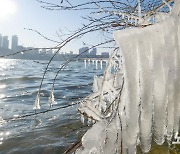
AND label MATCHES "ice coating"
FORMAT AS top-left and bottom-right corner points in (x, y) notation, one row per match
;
(164, 17), (176, 141)
(33, 92), (40, 110)
(114, 2), (180, 150)
(48, 89), (57, 107)
(76, 1), (180, 153)
(151, 25), (166, 145)
(173, 6), (180, 138)
(136, 29), (153, 152)
(115, 28), (140, 152)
